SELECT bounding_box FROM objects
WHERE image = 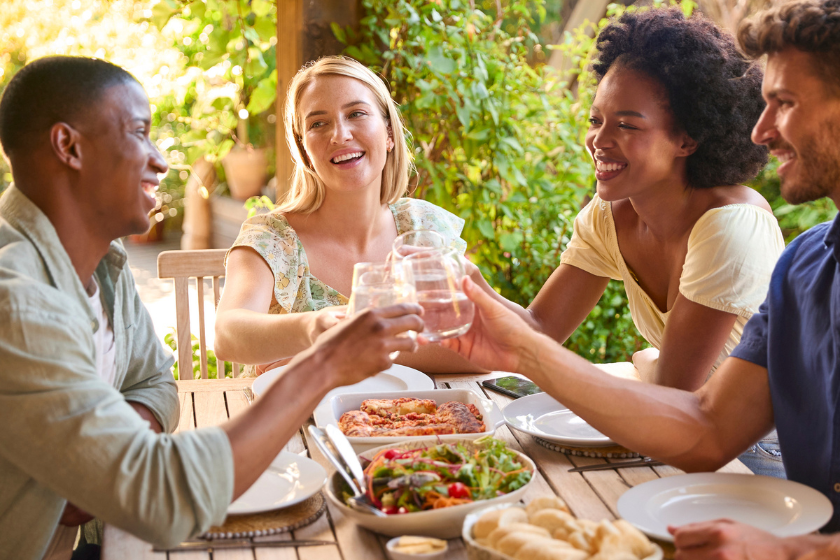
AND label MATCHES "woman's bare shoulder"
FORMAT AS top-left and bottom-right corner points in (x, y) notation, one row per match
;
(705, 185), (772, 213)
